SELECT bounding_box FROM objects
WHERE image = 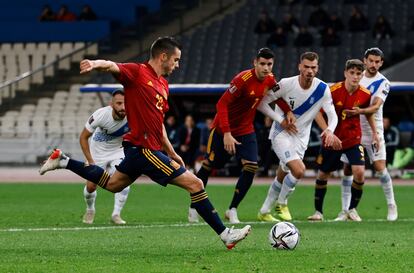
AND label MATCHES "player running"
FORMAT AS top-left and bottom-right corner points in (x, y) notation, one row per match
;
(79, 89), (130, 225)
(39, 36), (251, 249)
(257, 52), (341, 222)
(335, 47), (397, 221)
(308, 59), (380, 222)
